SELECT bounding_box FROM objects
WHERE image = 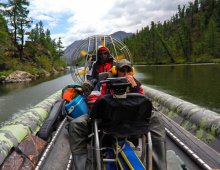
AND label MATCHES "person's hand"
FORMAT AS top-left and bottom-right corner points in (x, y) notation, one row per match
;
(125, 75), (137, 87)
